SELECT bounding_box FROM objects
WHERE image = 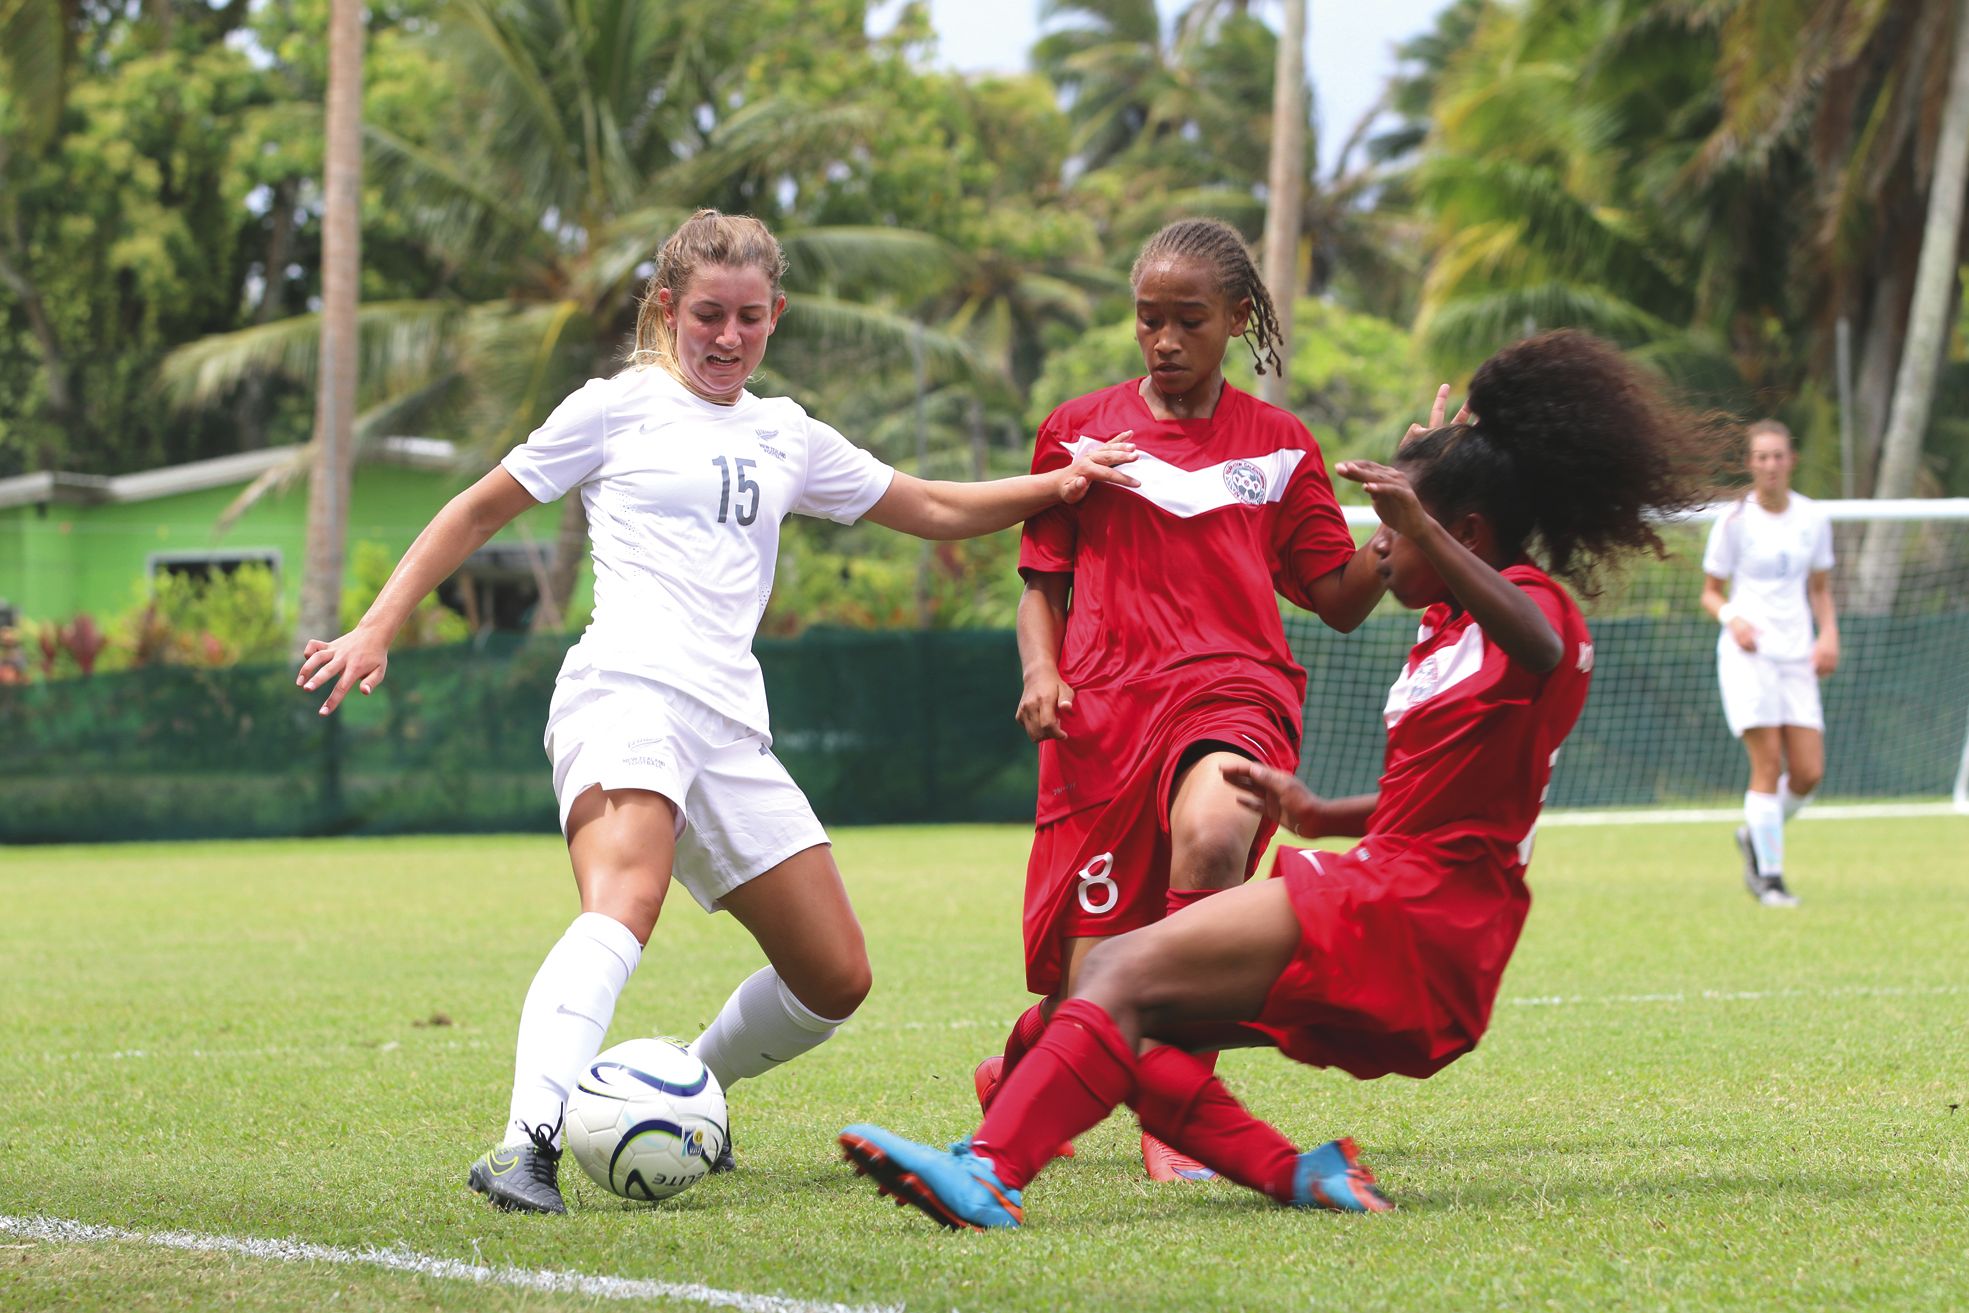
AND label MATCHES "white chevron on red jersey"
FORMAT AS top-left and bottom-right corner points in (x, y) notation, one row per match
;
(1054, 436), (1310, 518)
